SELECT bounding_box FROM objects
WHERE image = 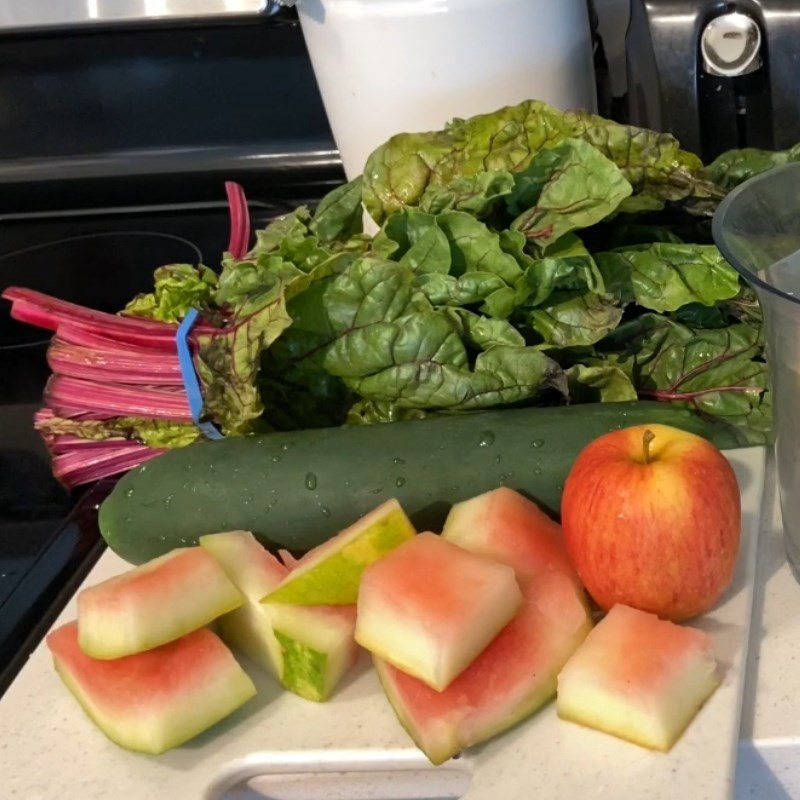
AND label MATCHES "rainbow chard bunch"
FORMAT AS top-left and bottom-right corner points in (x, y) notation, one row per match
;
(3, 180), (368, 486)
(5, 99), (784, 487)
